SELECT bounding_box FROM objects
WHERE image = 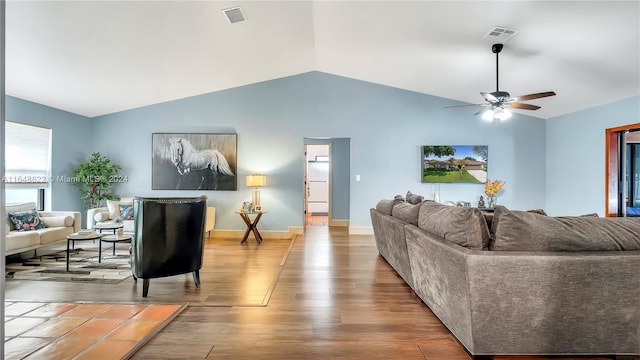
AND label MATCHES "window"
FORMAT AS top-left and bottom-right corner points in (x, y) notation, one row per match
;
(4, 121), (52, 210)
